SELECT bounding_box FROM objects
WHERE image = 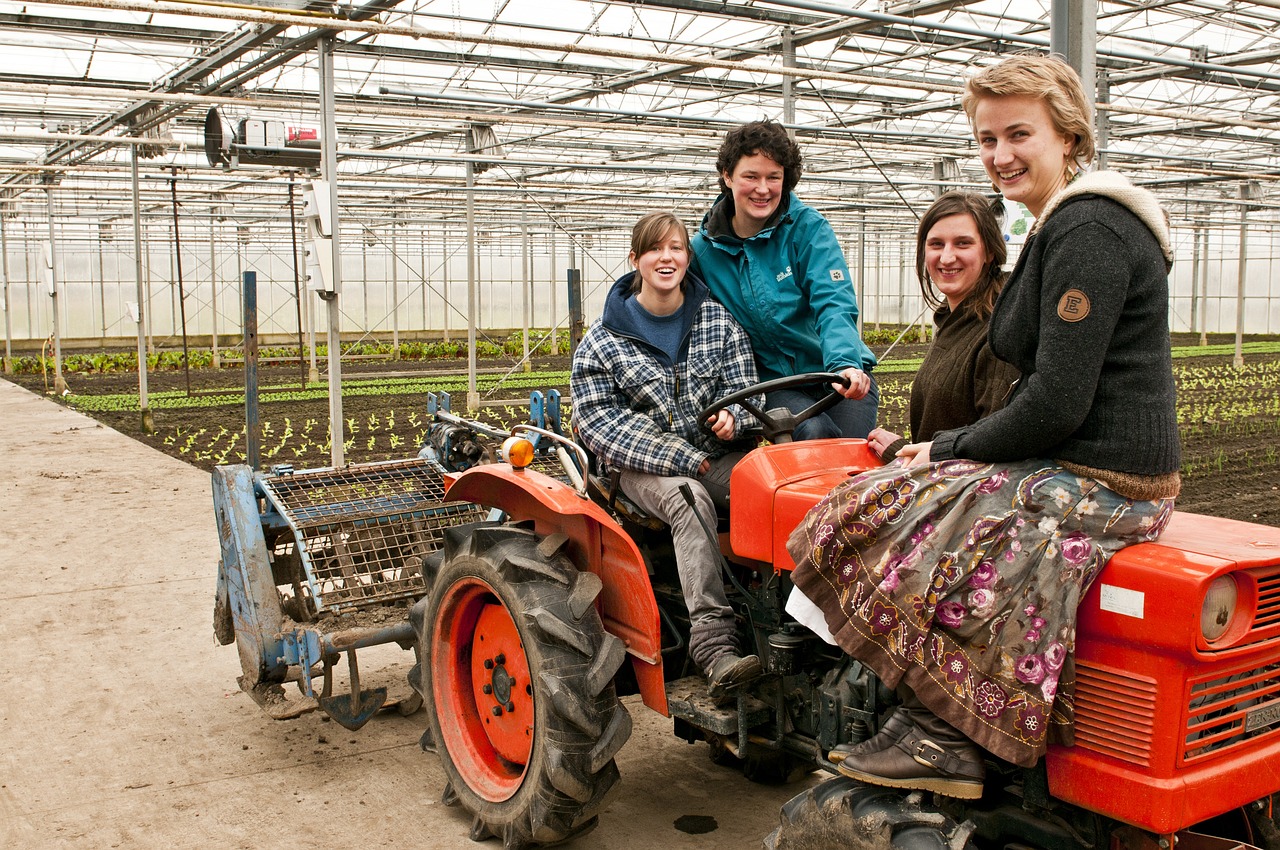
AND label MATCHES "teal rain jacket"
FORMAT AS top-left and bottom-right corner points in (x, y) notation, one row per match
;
(691, 191), (876, 382)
